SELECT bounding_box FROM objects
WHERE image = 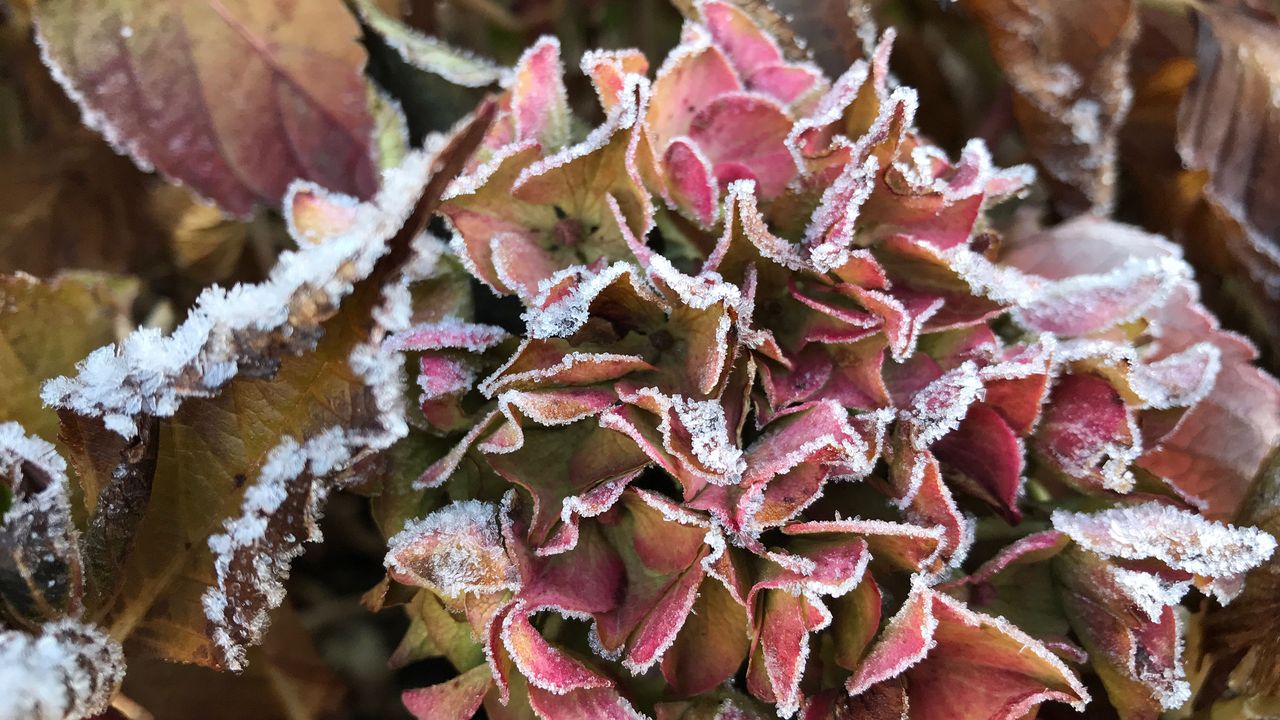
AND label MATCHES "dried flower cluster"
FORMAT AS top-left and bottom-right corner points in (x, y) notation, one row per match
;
(376, 3), (1280, 719)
